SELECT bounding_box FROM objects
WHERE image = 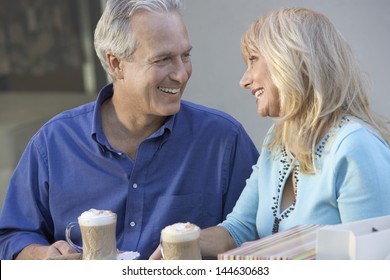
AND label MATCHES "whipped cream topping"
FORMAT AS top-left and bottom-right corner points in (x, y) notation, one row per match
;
(161, 222), (200, 243)
(78, 208), (116, 226)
